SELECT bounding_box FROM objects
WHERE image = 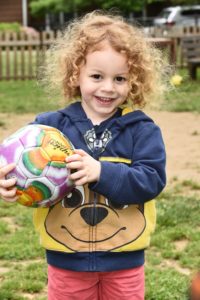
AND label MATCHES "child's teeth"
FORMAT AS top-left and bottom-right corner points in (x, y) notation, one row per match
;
(100, 97), (111, 101)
